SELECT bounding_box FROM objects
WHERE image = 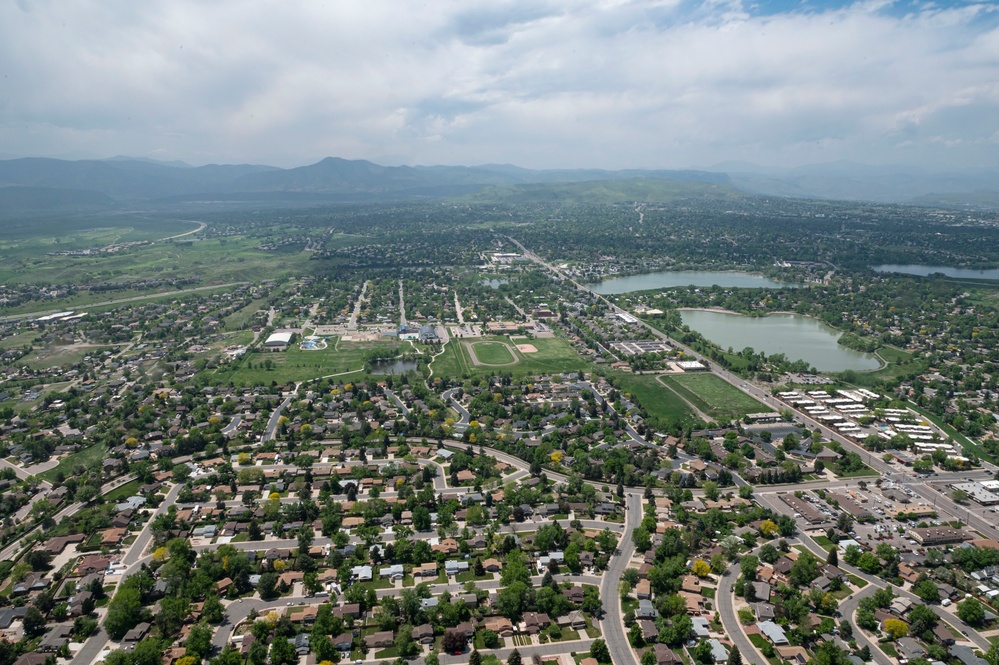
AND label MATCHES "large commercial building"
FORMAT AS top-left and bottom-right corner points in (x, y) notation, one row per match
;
(264, 331), (295, 351)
